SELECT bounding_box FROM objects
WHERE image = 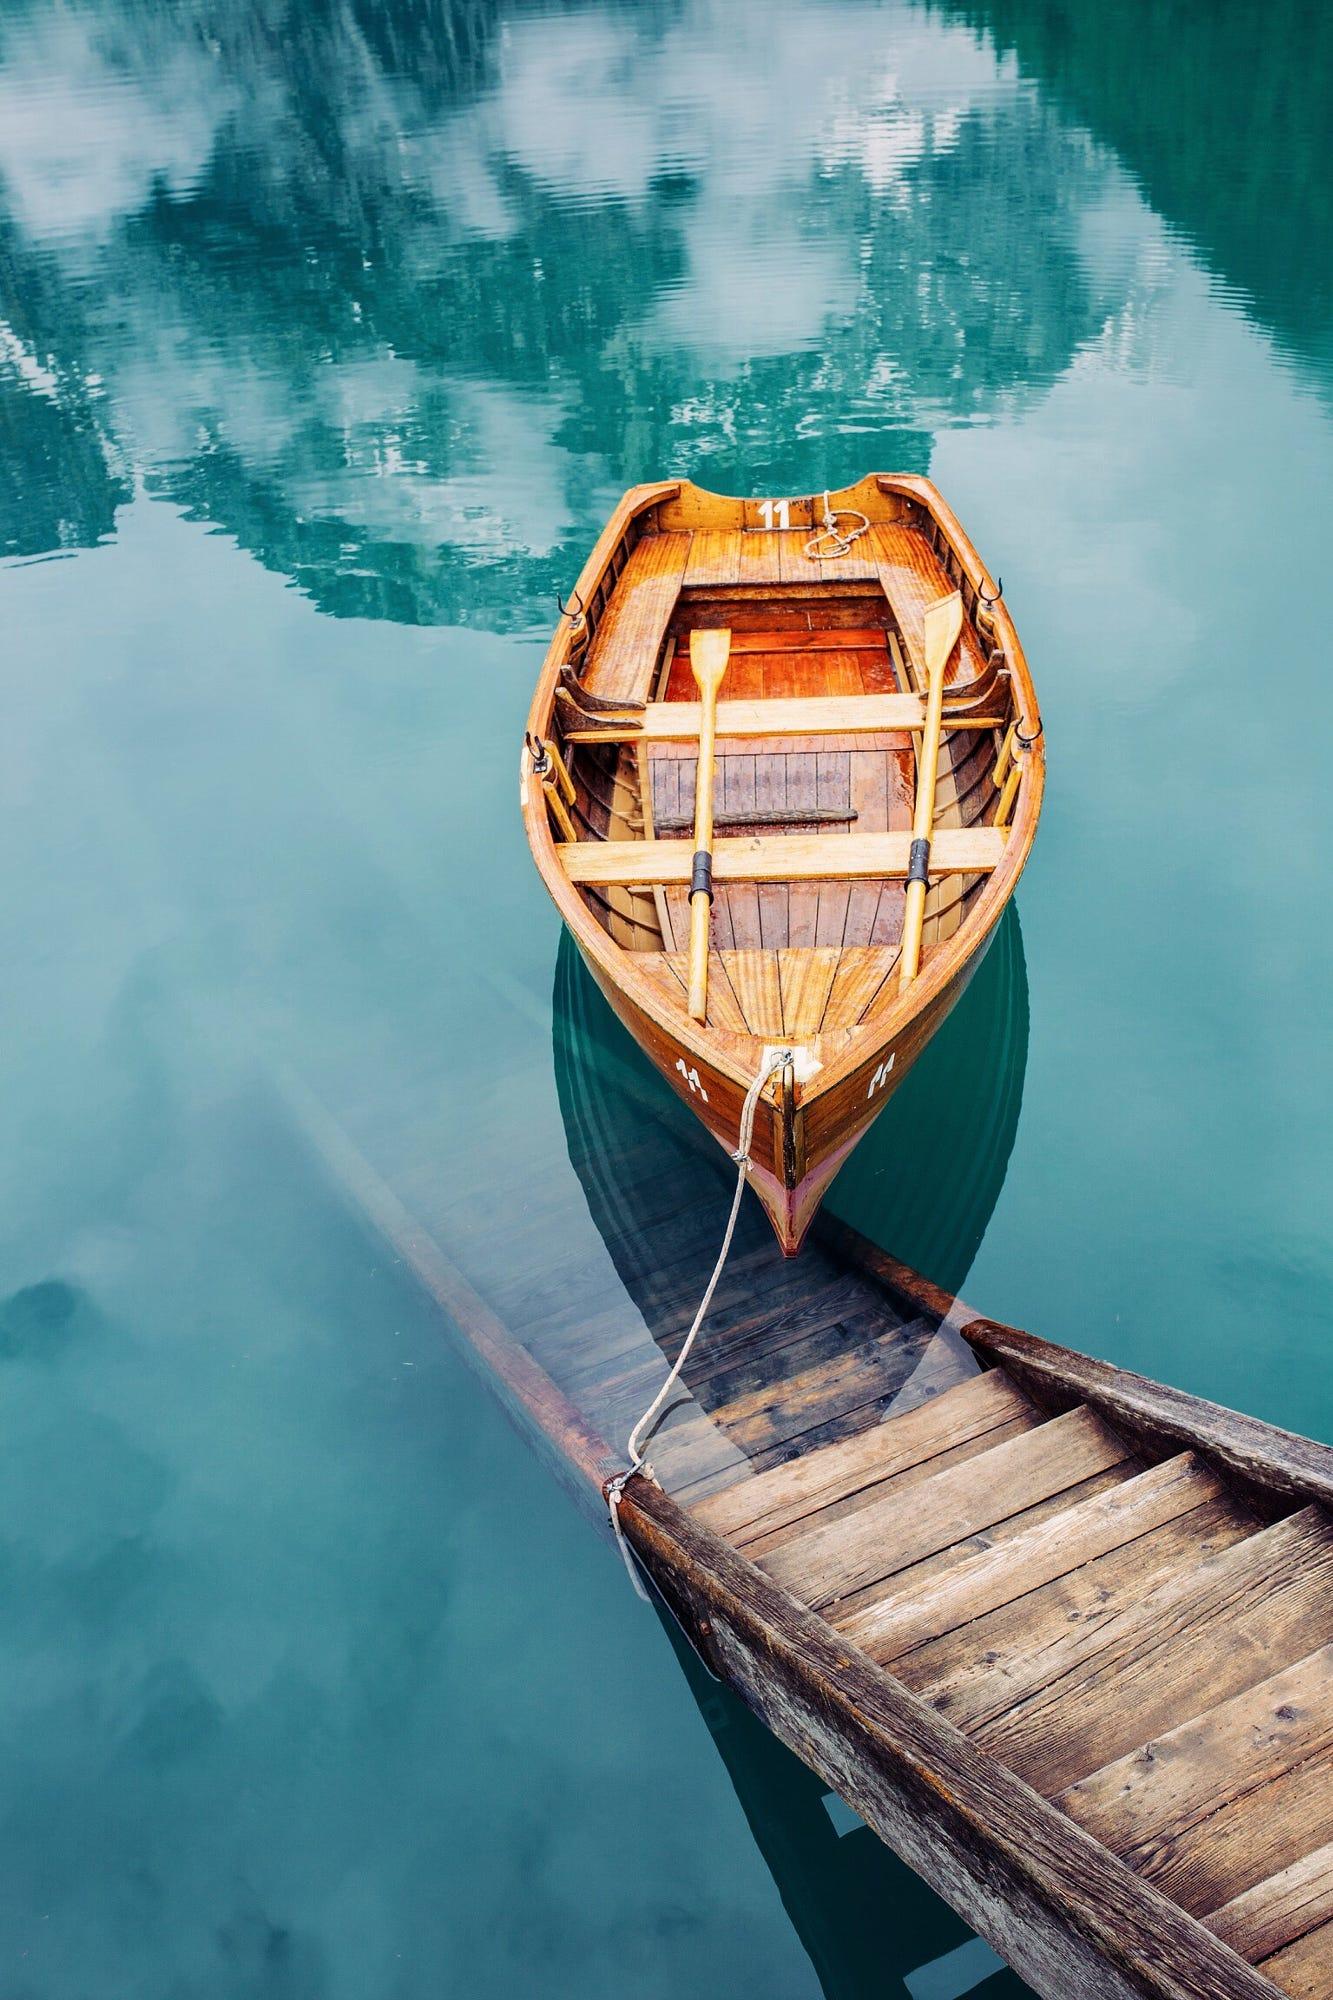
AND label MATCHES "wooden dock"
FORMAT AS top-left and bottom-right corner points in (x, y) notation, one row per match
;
(279, 944), (1333, 2000)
